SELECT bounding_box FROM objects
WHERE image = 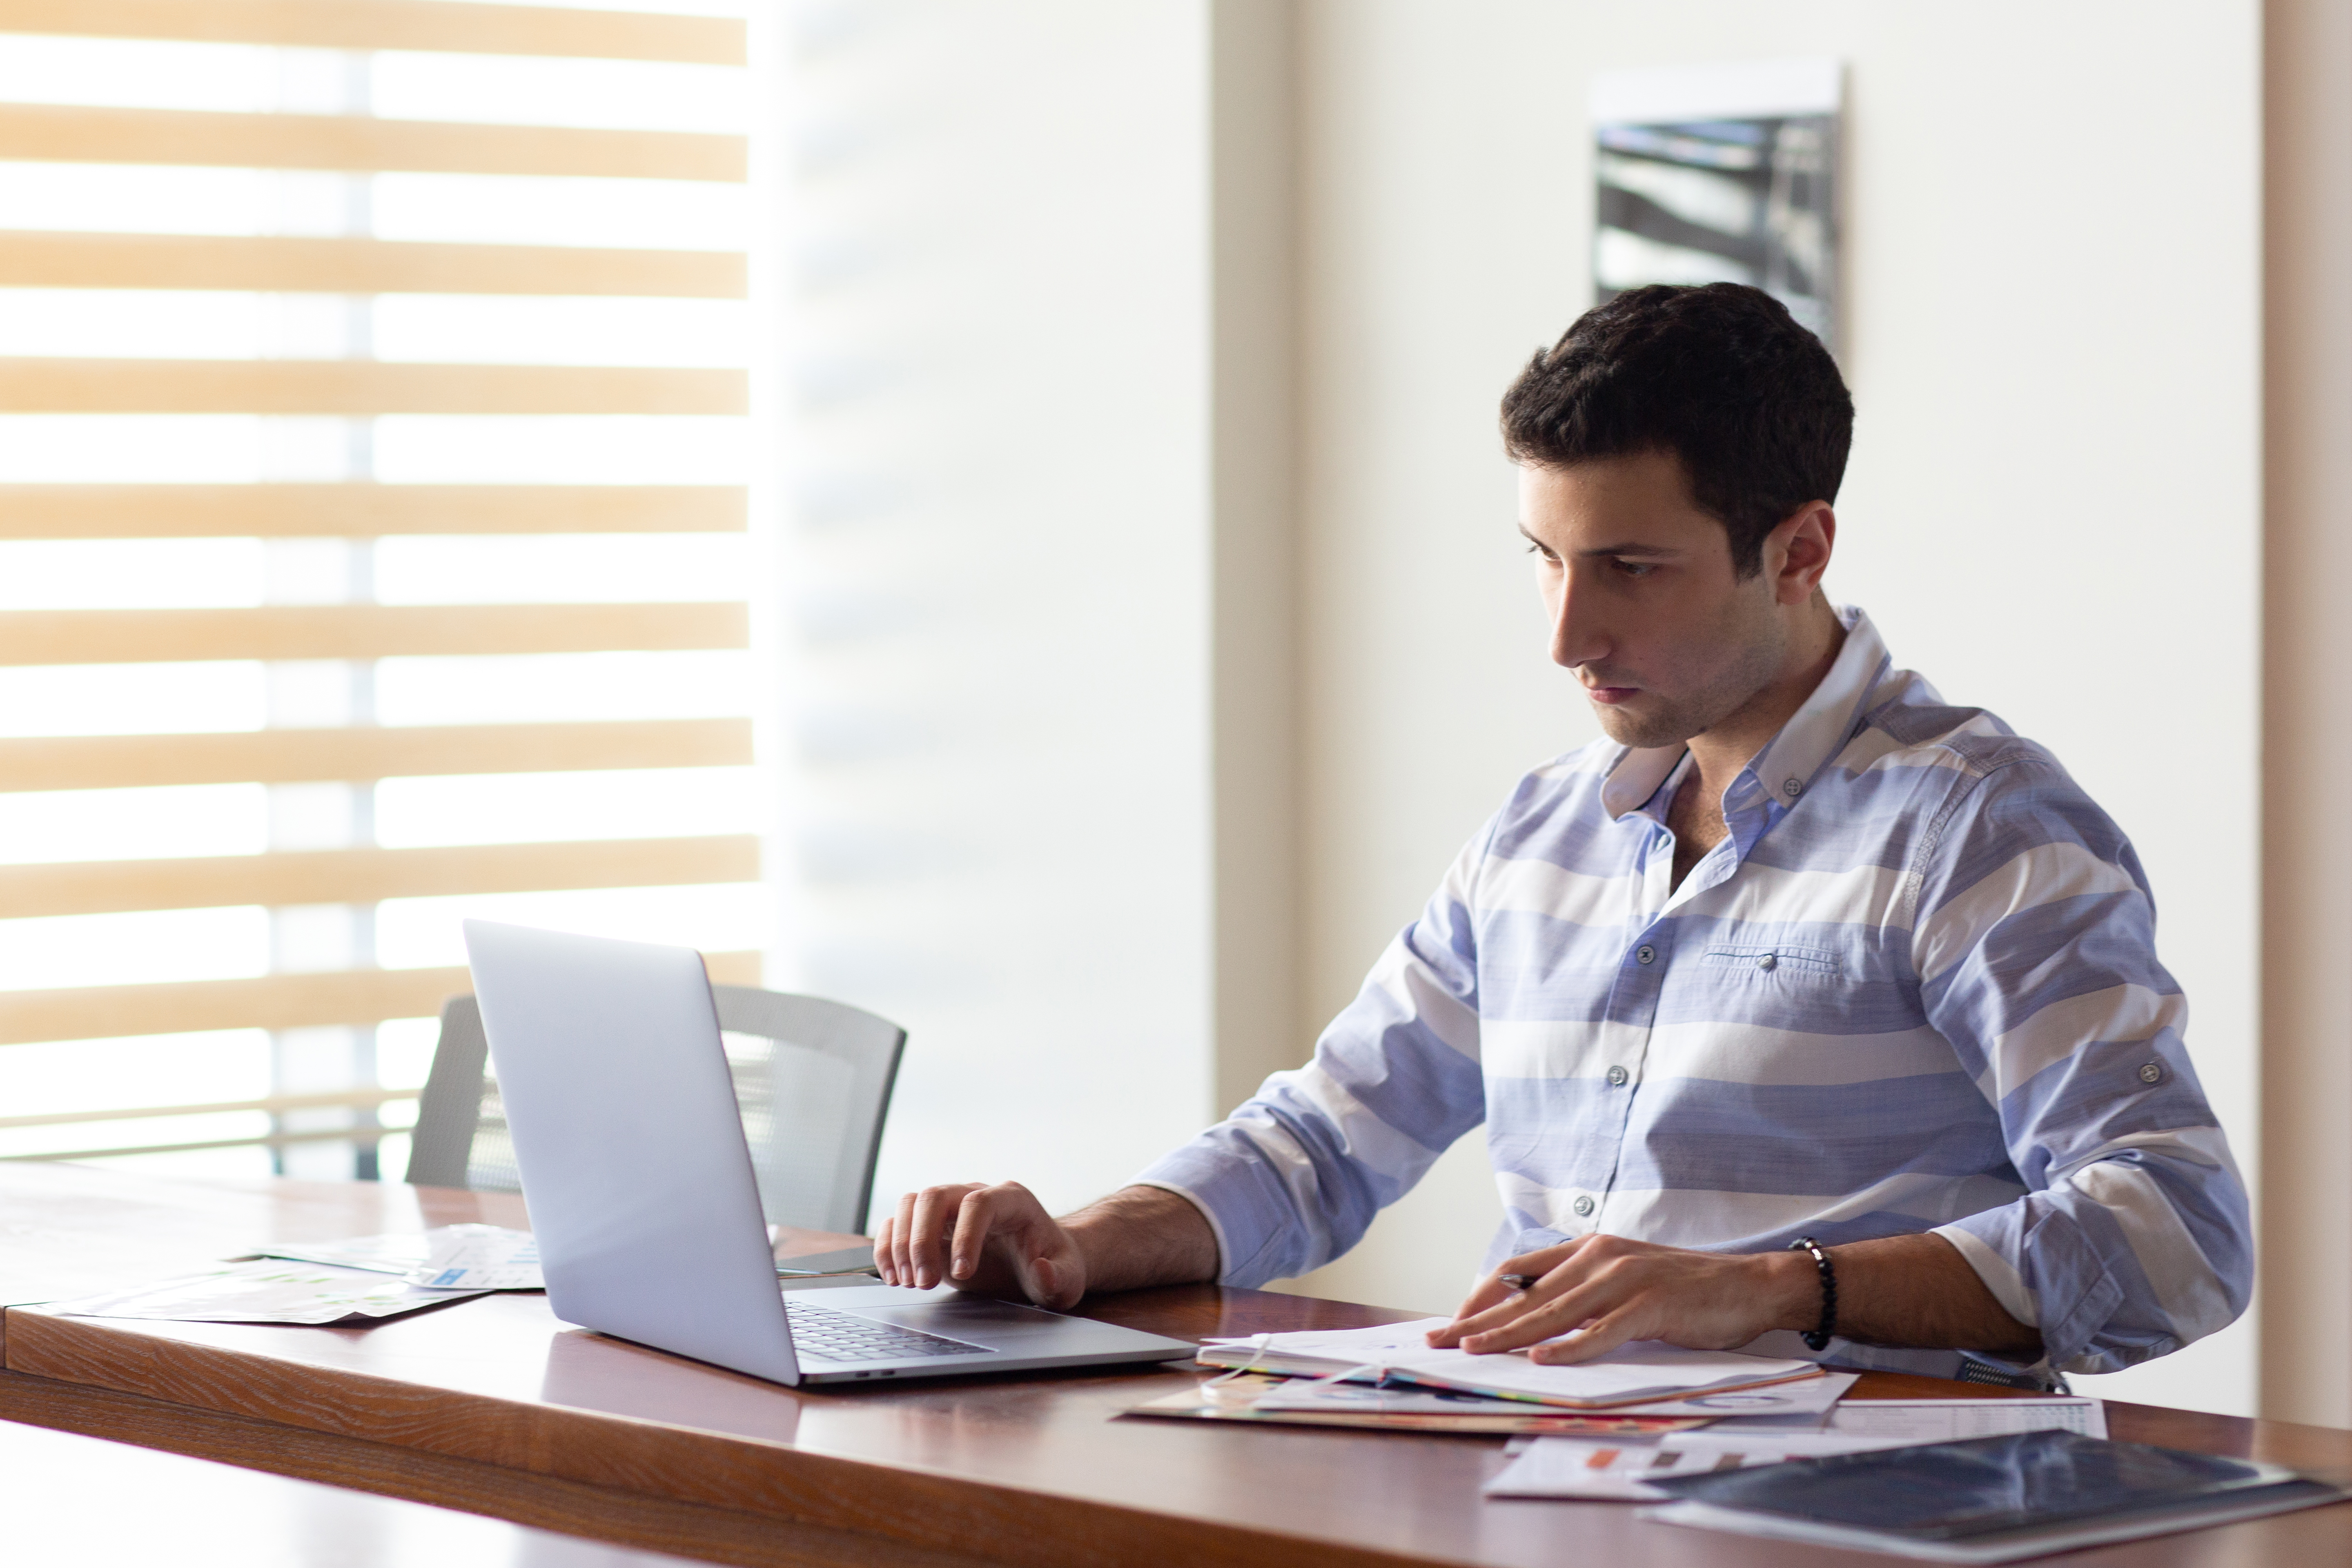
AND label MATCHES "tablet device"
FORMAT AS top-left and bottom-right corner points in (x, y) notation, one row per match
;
(1640, 1429), (2349, 1564)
